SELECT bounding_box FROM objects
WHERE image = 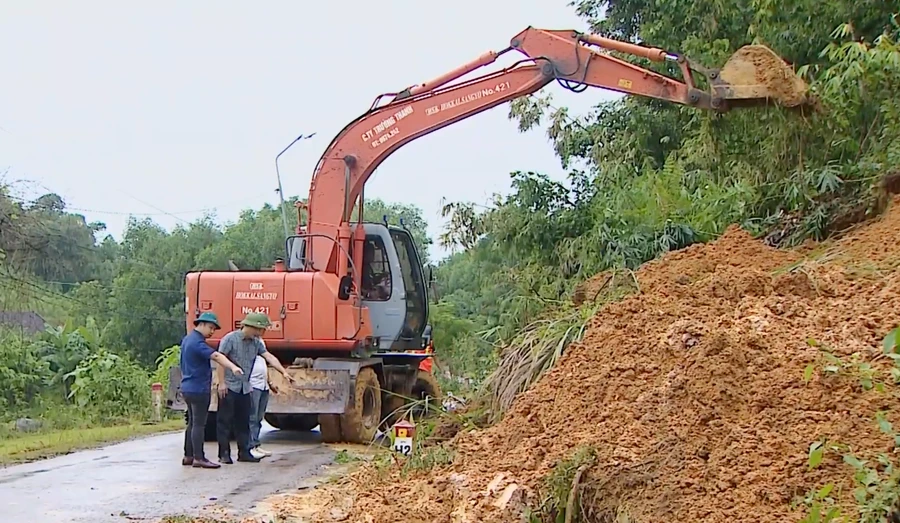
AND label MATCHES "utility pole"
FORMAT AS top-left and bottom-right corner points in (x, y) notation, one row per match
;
(275, 133), (316, 238)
